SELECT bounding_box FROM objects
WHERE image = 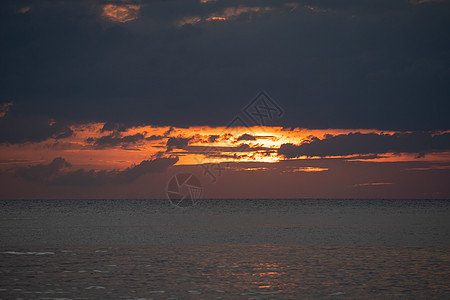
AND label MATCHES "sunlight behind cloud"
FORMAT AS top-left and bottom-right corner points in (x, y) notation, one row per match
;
(2, 123), (446, 174)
